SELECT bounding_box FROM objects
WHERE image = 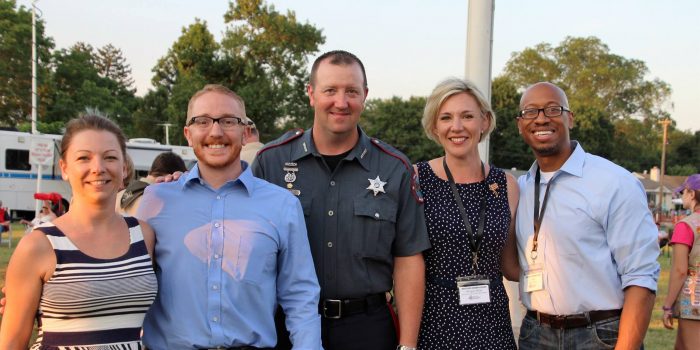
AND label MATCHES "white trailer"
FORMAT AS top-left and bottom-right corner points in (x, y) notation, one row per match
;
(0, 130), (196, 219)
